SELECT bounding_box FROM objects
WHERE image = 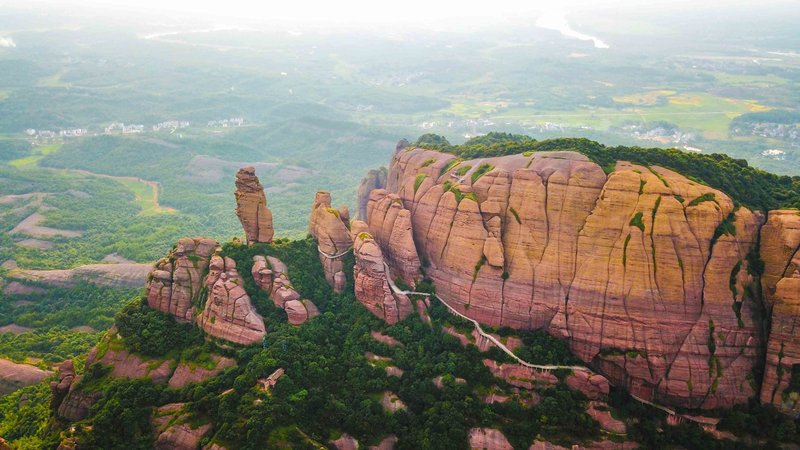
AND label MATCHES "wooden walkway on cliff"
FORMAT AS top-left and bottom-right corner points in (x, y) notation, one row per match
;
(318, 245), (701, 426)
(380, 263), (710, 426)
